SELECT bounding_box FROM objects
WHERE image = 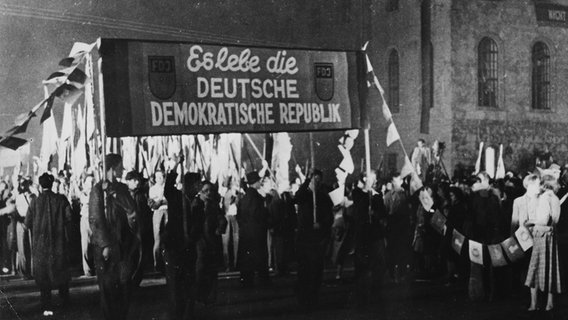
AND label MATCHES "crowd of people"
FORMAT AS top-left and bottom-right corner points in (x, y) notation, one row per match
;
(1, 142), (568, 319)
